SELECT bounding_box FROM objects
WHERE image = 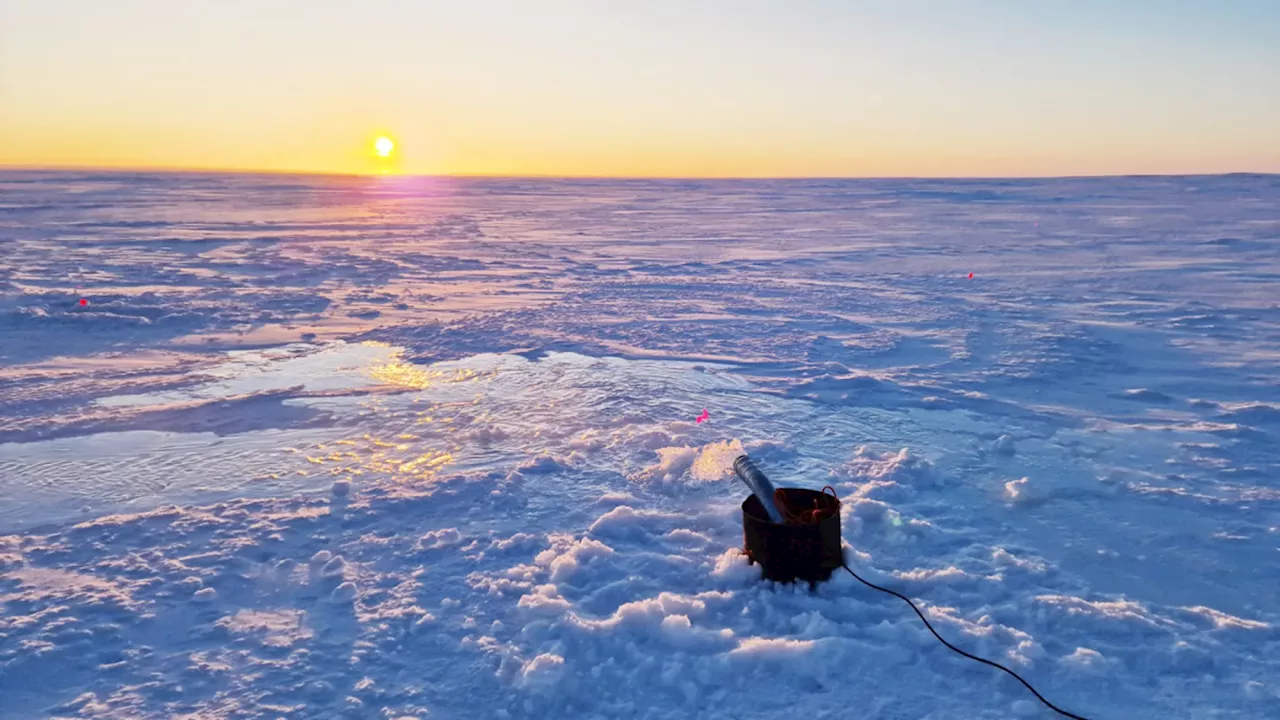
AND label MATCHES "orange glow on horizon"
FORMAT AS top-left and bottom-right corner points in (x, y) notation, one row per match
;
(0, 3), (1276, 178)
